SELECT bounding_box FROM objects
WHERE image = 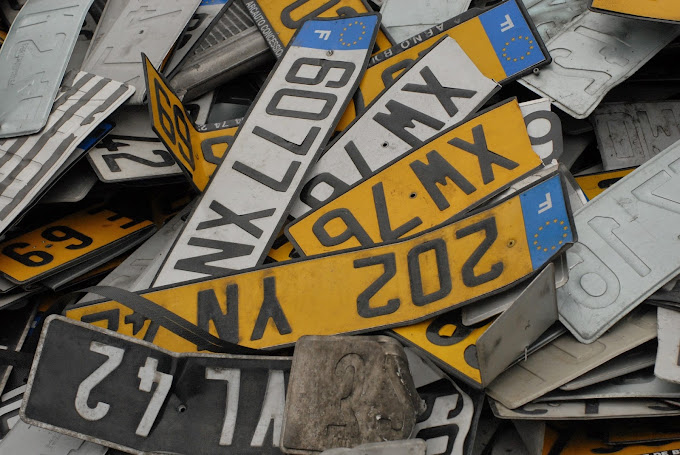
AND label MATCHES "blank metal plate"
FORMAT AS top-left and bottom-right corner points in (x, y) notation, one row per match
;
(0, 420), (107, 455)
(655, 307), (680, 383)
(0, 0), (95, 138)
(520, 10), (680, 119)
(83, 0), (202, 105)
